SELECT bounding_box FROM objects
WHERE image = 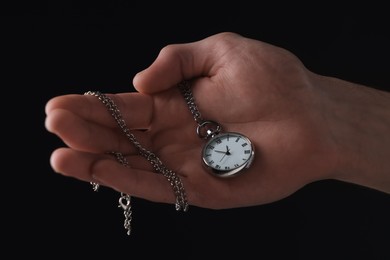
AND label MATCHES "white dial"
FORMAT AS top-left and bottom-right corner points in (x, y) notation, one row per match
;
(201, 132), (255, 177)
